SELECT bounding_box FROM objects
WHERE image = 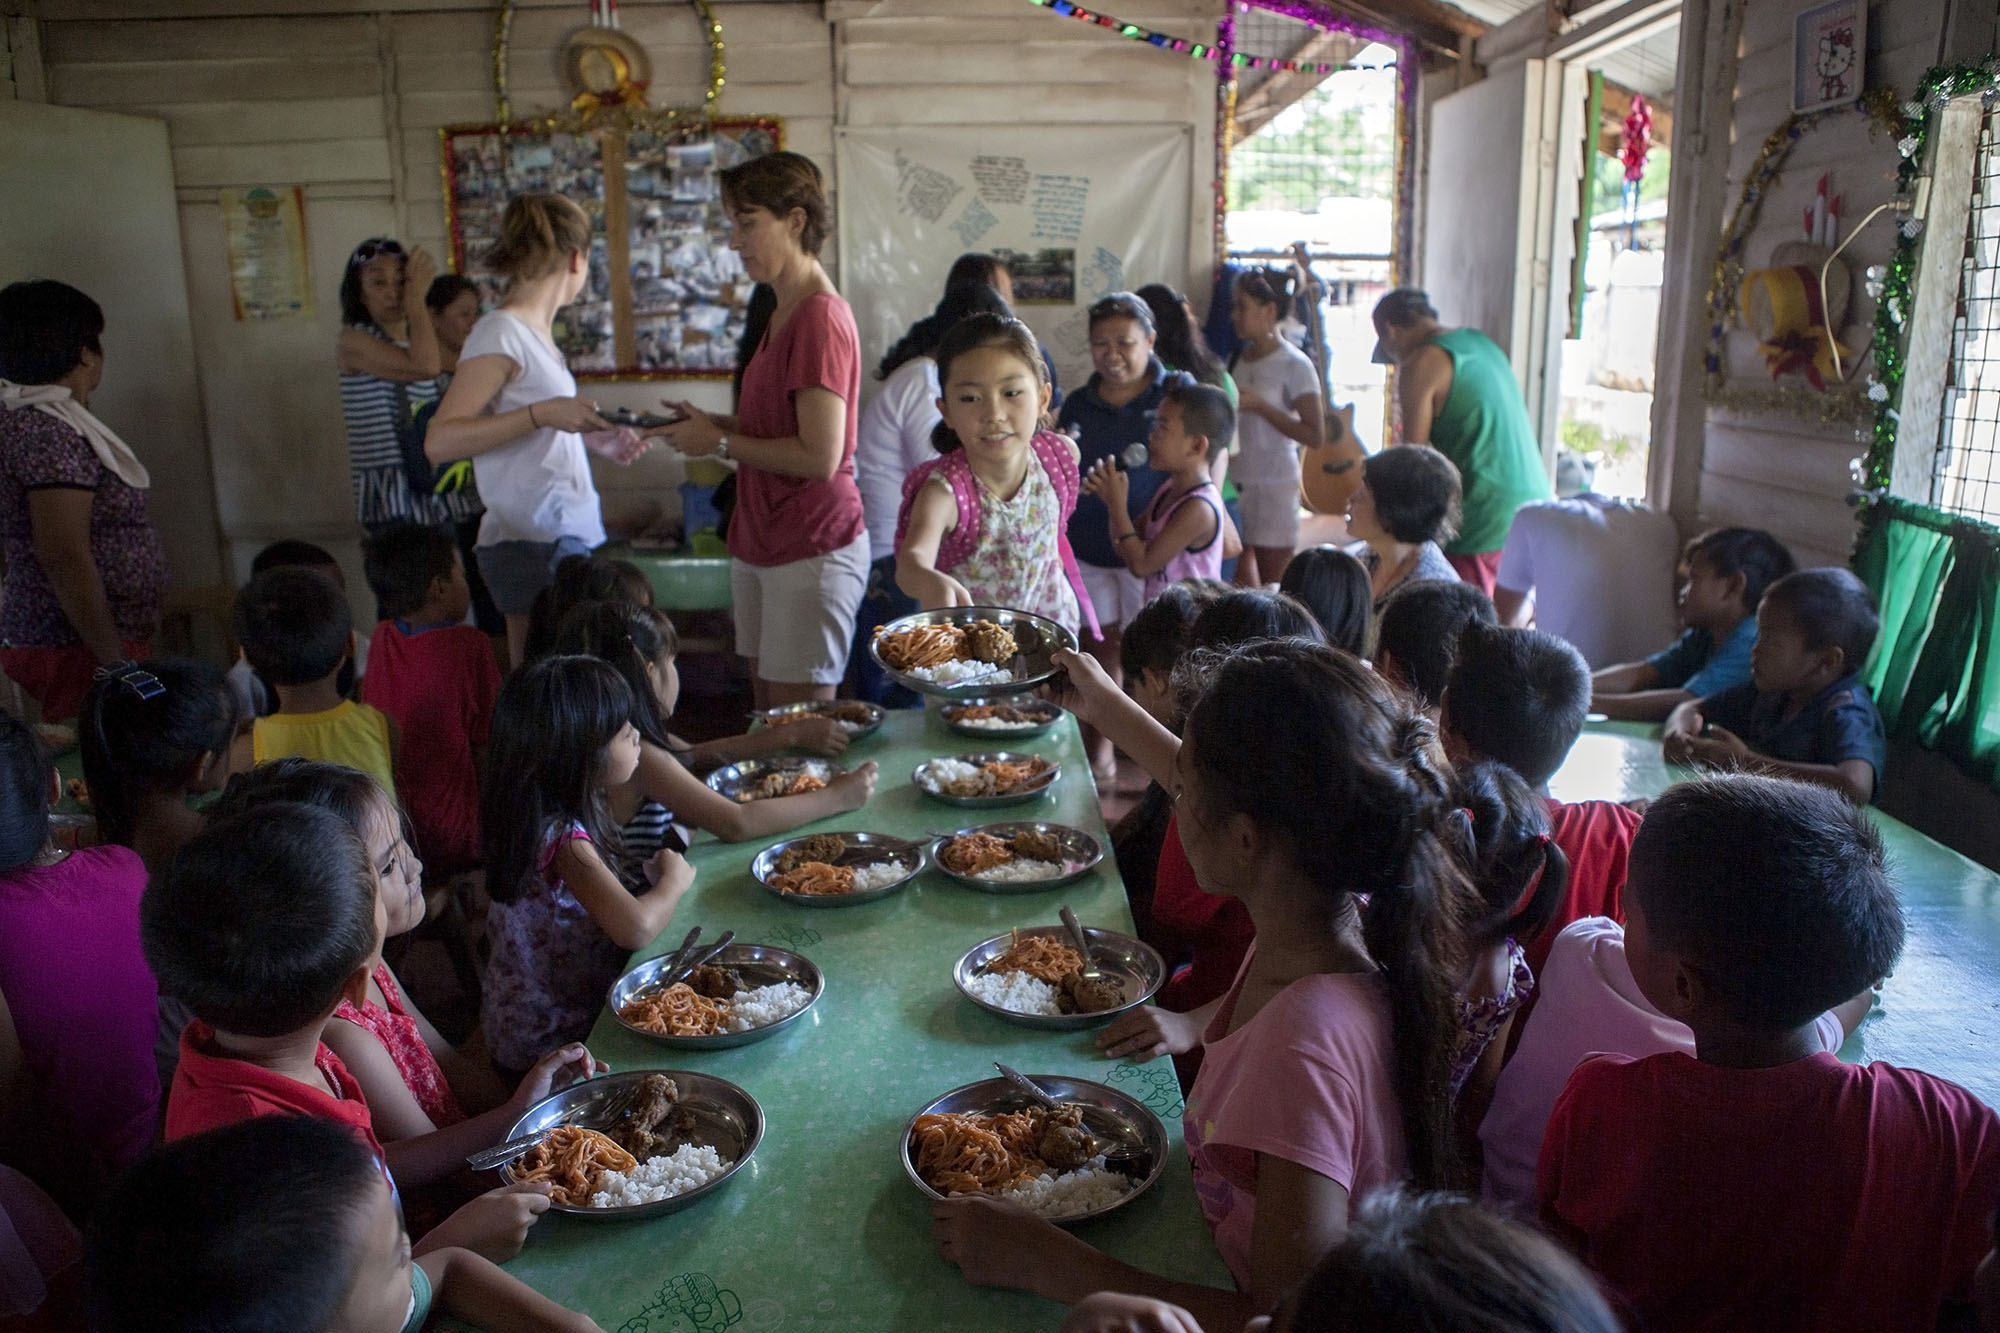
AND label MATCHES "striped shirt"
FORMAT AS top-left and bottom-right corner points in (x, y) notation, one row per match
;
(339, 324), (482, 529)
(619, 798), (682, 885)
